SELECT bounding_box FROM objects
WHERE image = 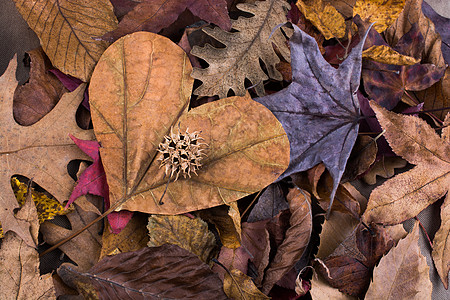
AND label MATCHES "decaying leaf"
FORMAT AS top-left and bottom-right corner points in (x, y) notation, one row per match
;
(89, 32), (289, 216)
(58, 244), (228, 299)
(0, 58), (93, 246)
(421, 1), (450, 64)
(362, 45), (420, 65)
(432, 193), (450, 288)
(191, 0), (291, 97)
(147, 215), (216, 263)
(296, 0), (346, 40)
(248, 183), (289, 223)
(353, 0), (406, 32)
(365, 222), (432, 299)
(310, 272), (356, 300)
(12, 0), (118, 81)
(342, 135), (377, 182)
(362, 156), (407, 185)
(256, 24), (370, 214)
(363, 103), (450, 225)
(224, 269), (269, 300)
